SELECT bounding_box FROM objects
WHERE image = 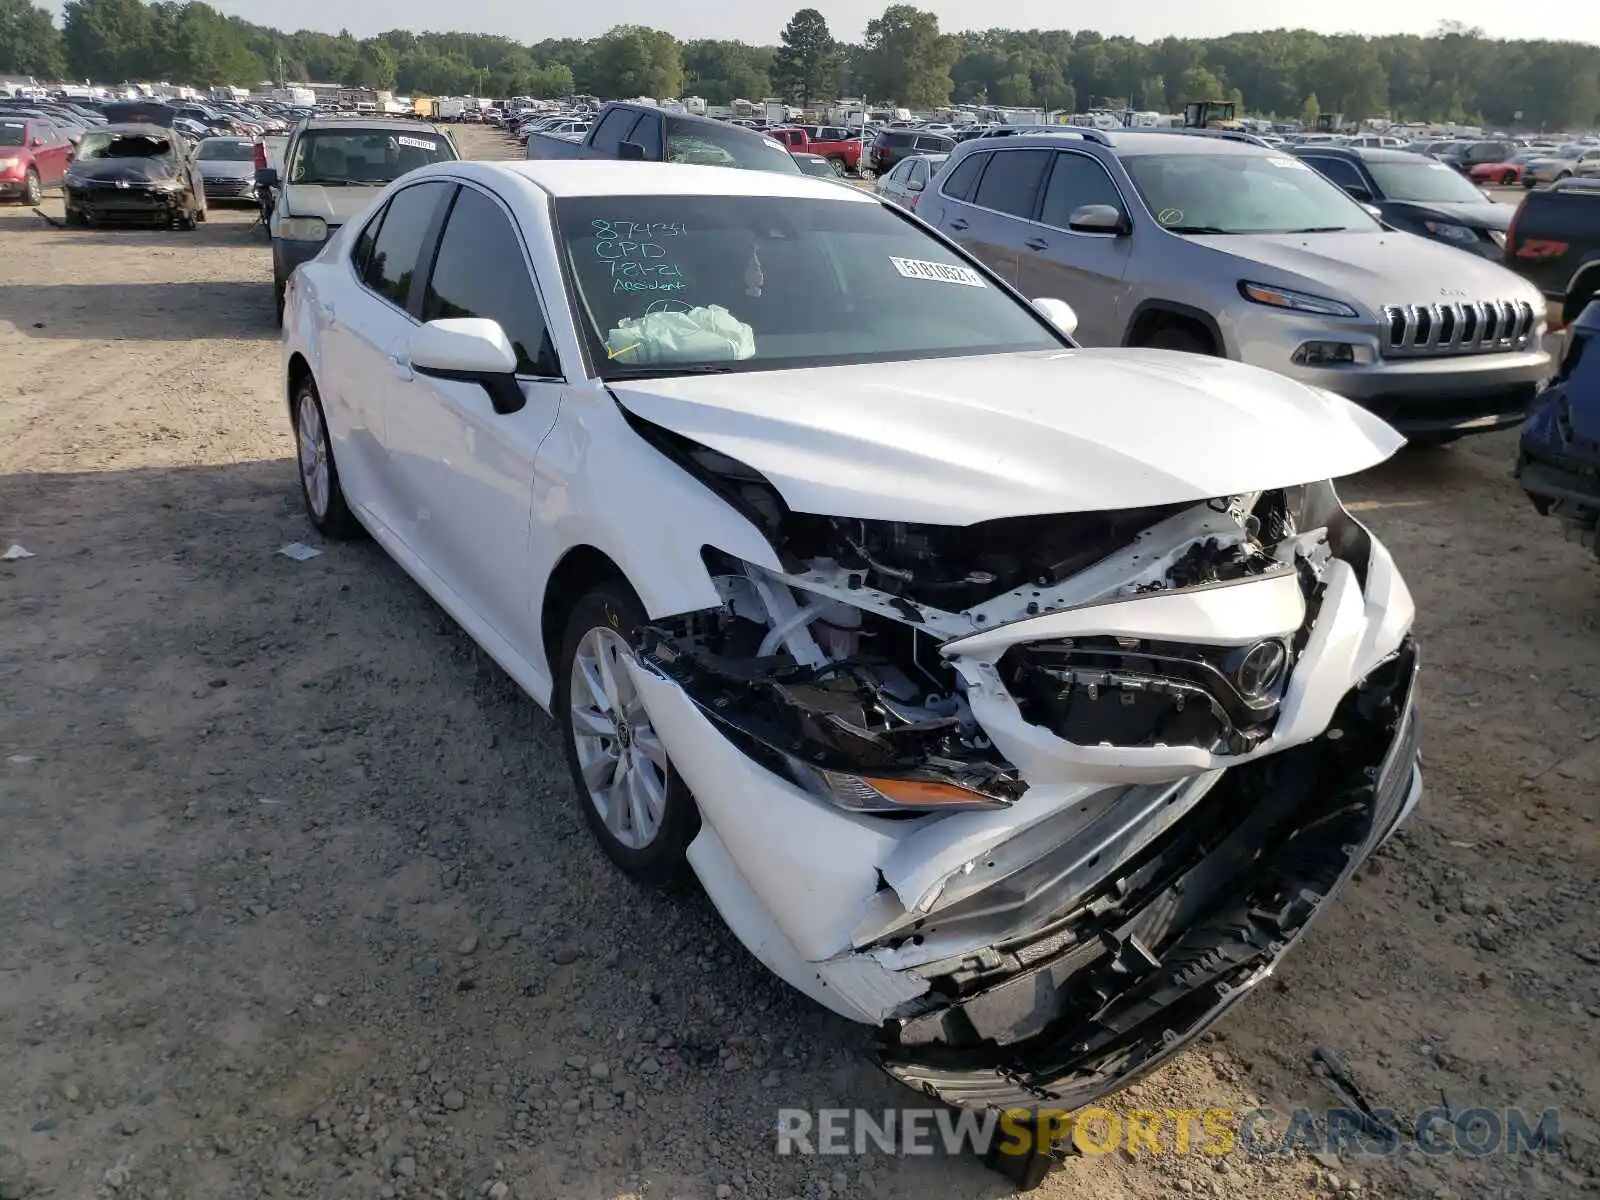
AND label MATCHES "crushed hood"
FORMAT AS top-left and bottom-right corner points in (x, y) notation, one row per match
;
(609, 350), (1404, 524)
(1191, 229), (1538, 309)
